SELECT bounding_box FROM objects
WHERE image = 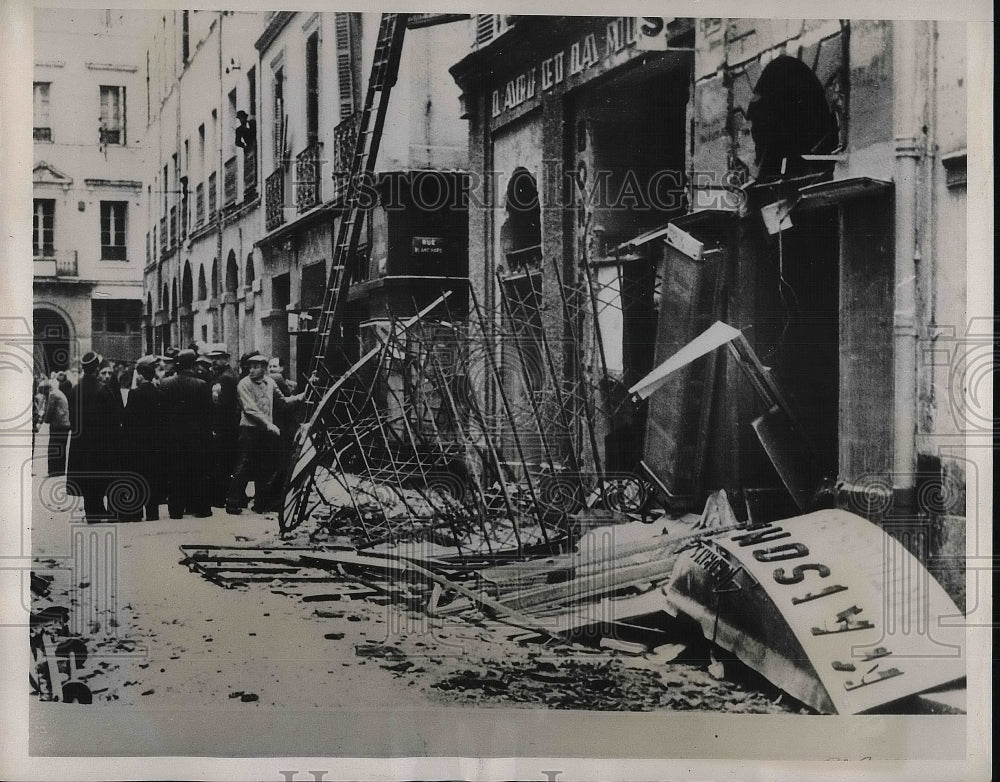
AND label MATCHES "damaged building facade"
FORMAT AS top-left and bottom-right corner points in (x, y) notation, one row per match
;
(450, 16), (968, 606)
